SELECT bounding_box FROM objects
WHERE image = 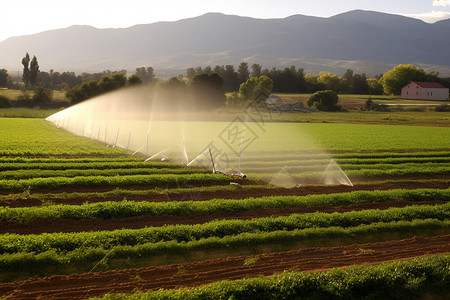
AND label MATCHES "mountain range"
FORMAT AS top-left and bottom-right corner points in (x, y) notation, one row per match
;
(1, 10), (450, 76)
